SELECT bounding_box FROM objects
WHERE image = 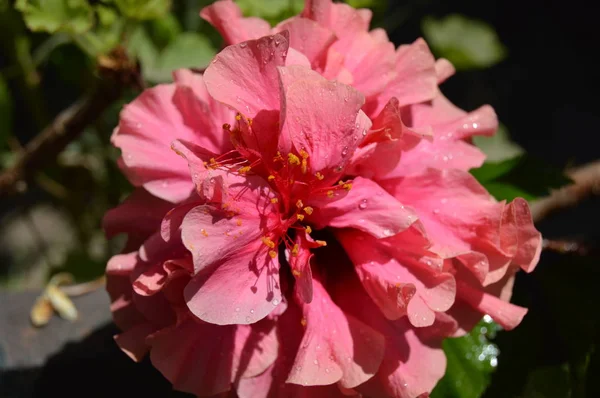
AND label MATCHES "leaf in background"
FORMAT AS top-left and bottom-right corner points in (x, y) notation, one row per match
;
(236, 0), (303, 23)
(432, 317), (501, 398)
(127, 25), (160, 79)
(114, 0), (171, 20)
(15, 0), (94, 34)
(155, 33), (215, 76)
(150, 13), (182, 49)
(472, 124), (524, 163)
(422, 14), (507, 70)
(0, 74), (13, 144)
